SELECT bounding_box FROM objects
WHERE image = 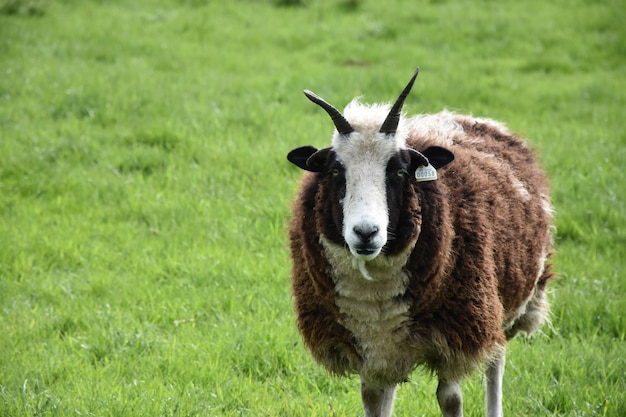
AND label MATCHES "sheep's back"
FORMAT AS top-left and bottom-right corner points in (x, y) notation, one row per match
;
(406, 112), (554, 318)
